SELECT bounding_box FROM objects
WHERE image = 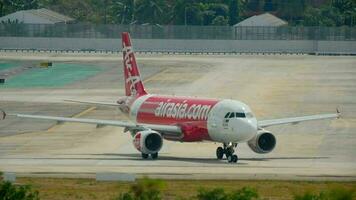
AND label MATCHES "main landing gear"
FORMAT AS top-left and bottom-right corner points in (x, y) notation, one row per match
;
(216, 143), (238, 163)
